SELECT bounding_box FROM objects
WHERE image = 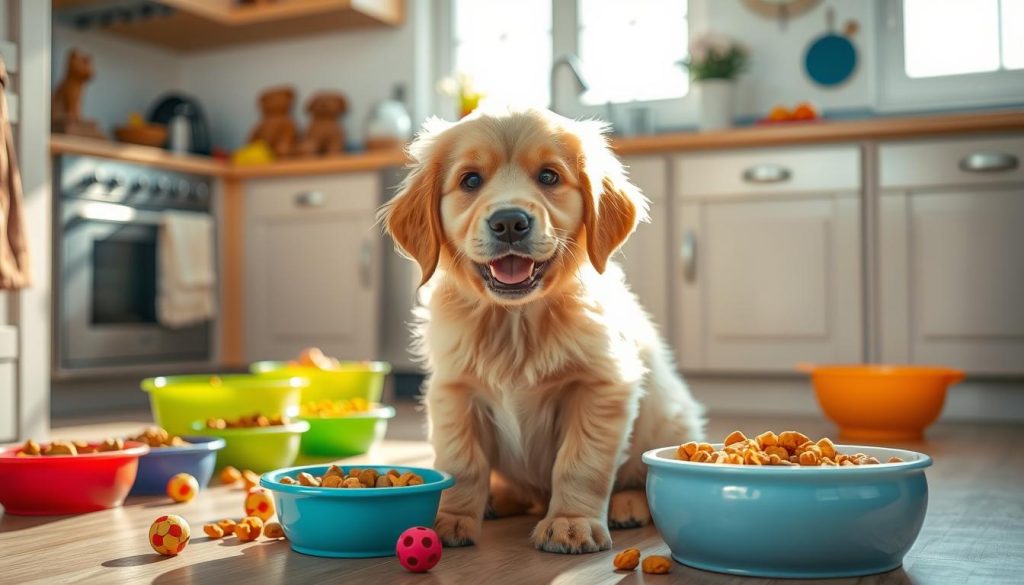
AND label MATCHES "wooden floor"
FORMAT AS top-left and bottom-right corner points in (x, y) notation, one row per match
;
(2, 405), (1023, 585)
